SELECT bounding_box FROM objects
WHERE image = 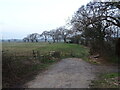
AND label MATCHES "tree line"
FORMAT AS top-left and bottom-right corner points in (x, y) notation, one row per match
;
(23, 1), (120, 58)
(23, 26), (75, 43)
